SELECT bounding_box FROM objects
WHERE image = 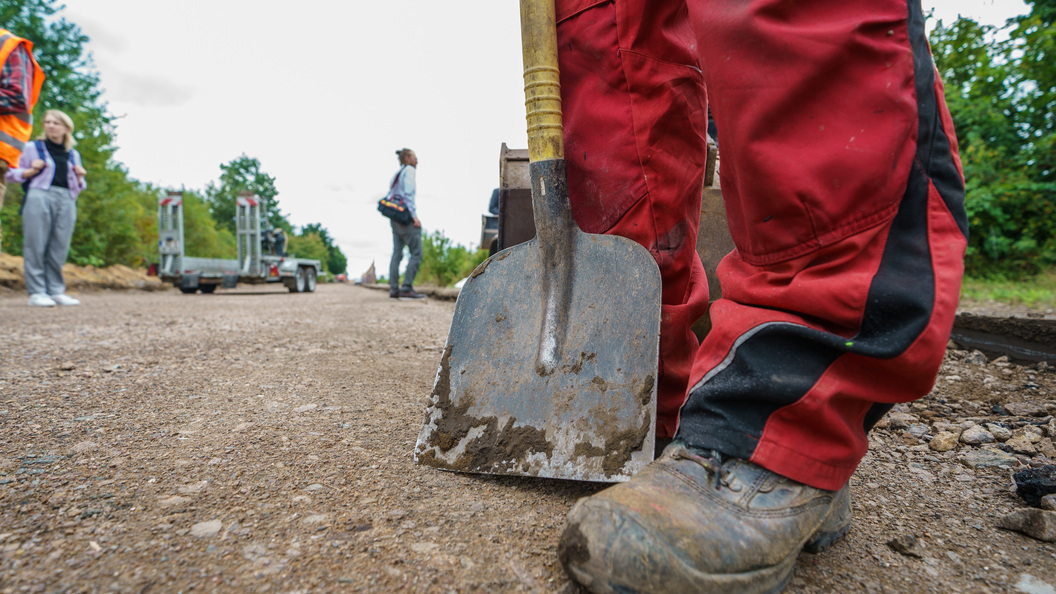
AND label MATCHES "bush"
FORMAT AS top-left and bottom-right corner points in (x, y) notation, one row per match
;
(416, 230), (489, 287)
